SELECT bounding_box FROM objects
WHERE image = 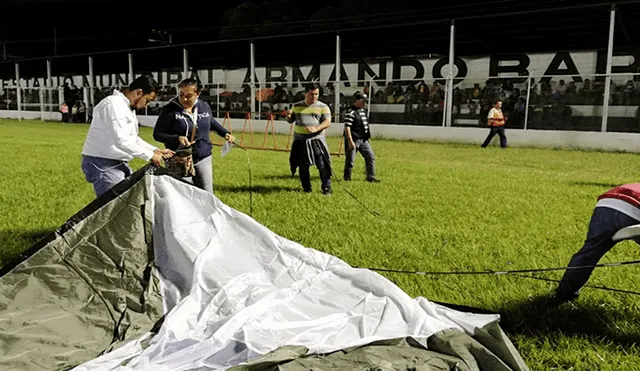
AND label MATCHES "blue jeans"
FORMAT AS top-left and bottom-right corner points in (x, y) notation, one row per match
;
(81, 155), (132, 197)
(184, 155), (213, 193)
(556, 206), (640, 299)
(481, 126), (507, 148)
(343, 137), (376, 181)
